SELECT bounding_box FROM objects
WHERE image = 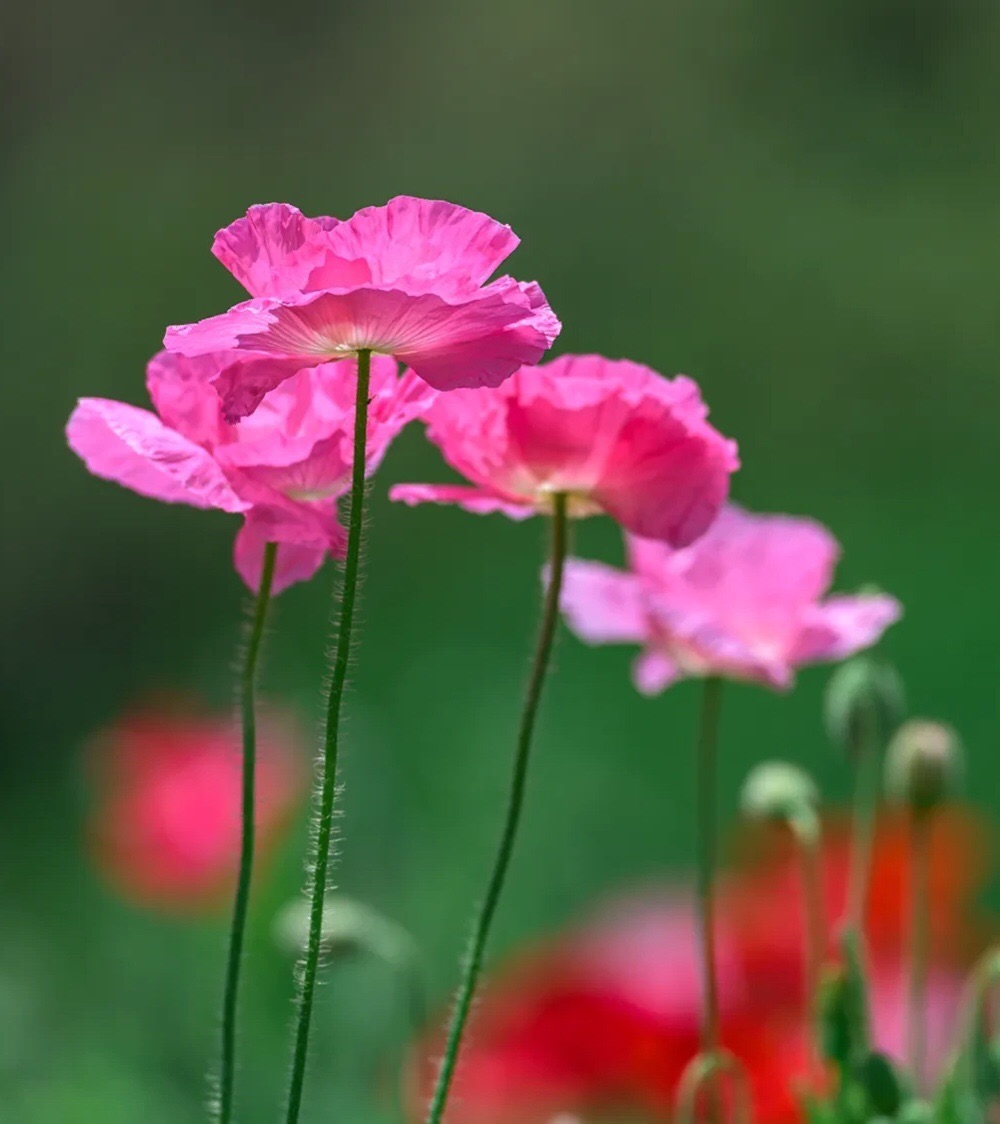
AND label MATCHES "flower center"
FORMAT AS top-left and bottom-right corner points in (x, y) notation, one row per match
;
(534, 483), (602, 519)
